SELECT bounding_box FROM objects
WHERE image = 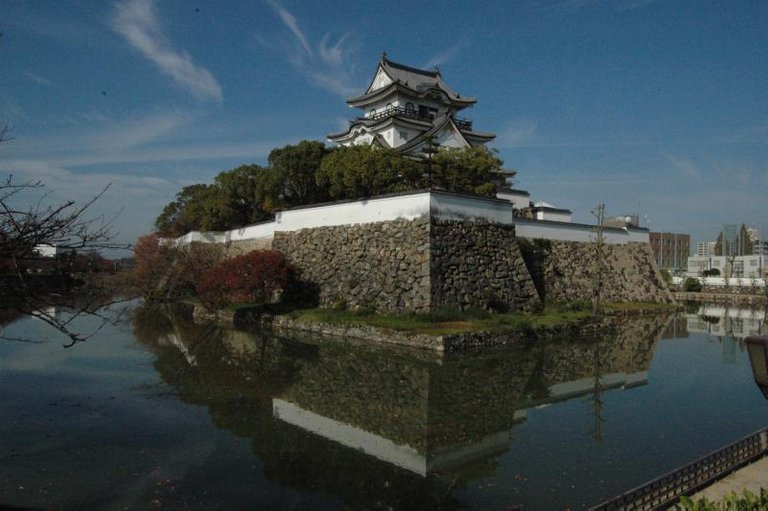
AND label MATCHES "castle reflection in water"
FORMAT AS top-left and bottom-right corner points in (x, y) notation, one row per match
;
(128, 303), (768, 508)
(134, 306), (667, 478)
